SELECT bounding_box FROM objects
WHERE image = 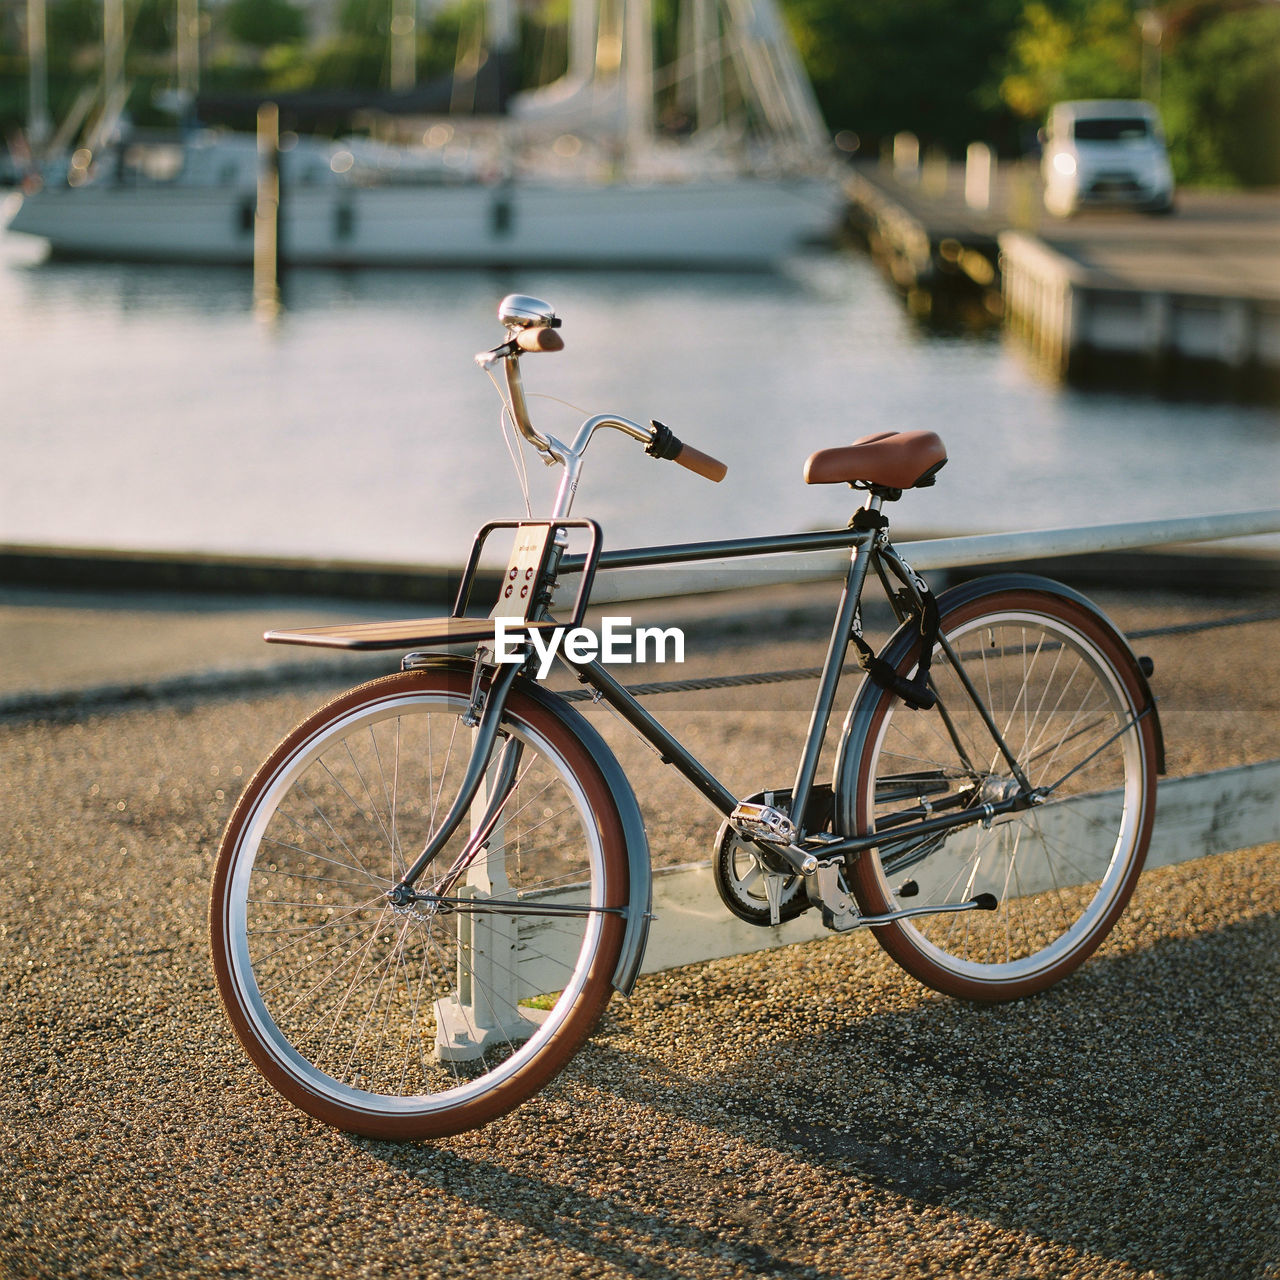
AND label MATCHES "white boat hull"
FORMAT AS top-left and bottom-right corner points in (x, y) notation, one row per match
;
(6, 176), (843, 269)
